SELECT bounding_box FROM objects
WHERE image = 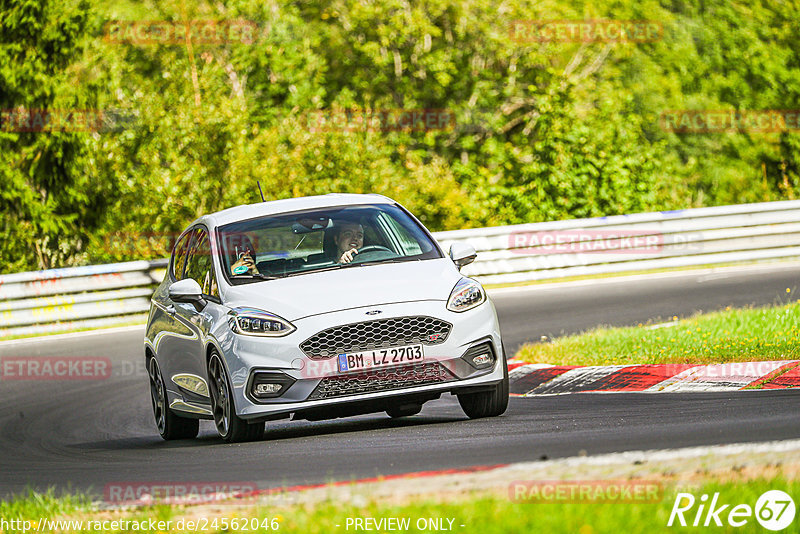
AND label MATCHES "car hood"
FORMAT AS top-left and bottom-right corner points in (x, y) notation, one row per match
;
(221, 258), (464, 321)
